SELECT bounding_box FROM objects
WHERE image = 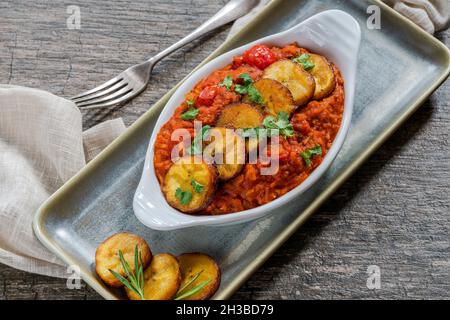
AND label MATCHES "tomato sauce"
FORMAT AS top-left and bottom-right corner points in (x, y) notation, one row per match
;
(153, 44), (344, 215)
